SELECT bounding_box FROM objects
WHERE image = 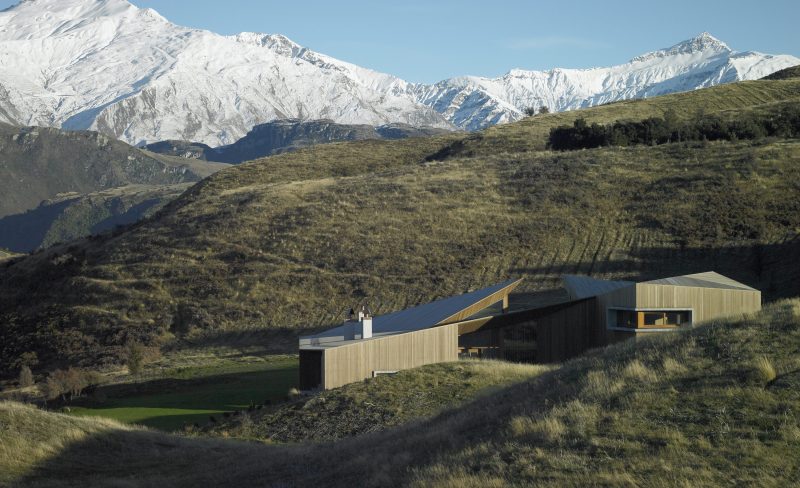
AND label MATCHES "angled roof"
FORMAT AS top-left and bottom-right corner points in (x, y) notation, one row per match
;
(300, 279), (522, 348)
(641, 271), (757, 291)
(562, 275), (634, 300)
